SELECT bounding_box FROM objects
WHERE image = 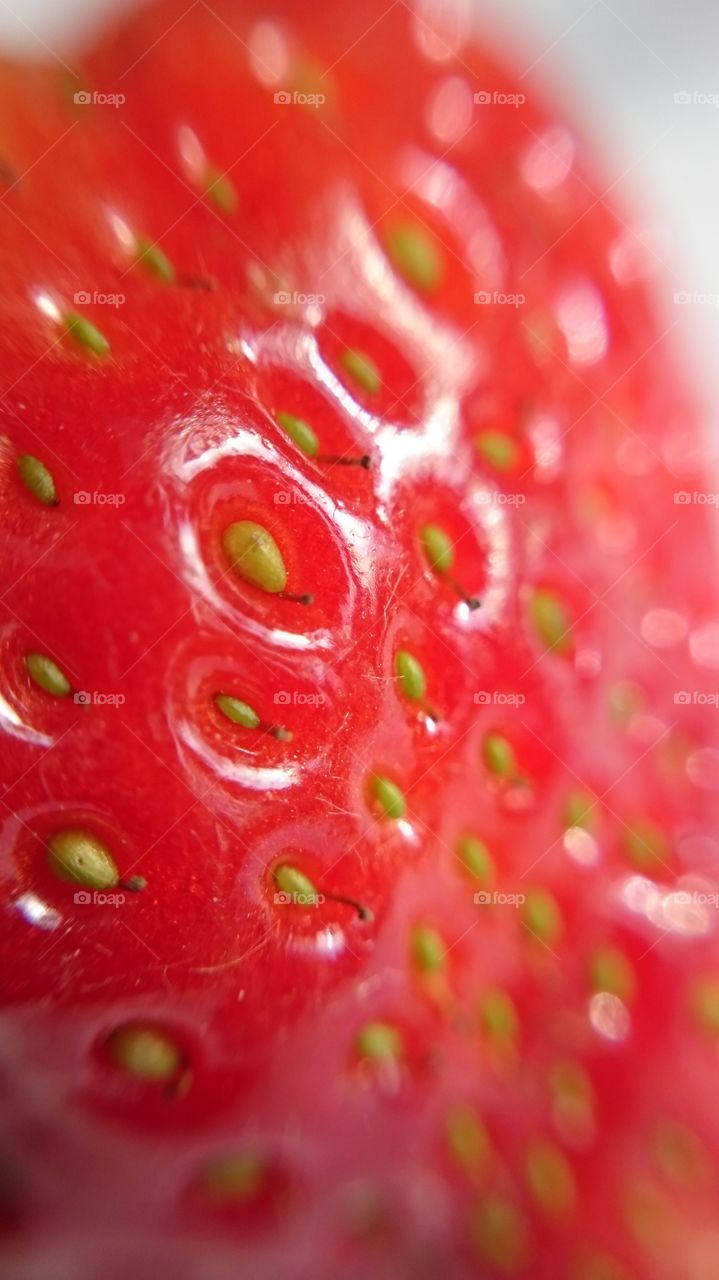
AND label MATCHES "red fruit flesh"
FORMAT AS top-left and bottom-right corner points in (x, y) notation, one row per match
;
(1, 3), (718, 1278)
